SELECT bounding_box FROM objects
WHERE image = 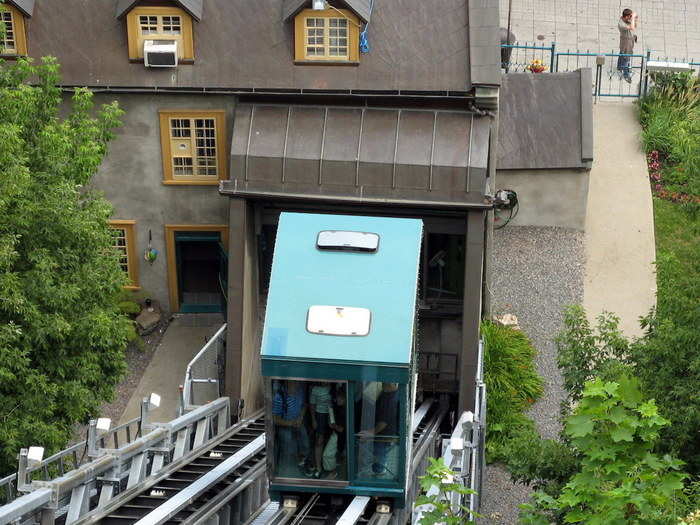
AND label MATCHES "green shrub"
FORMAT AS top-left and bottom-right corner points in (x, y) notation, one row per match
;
(482, 320), (543, 463)
(519, 377), (688, 524)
